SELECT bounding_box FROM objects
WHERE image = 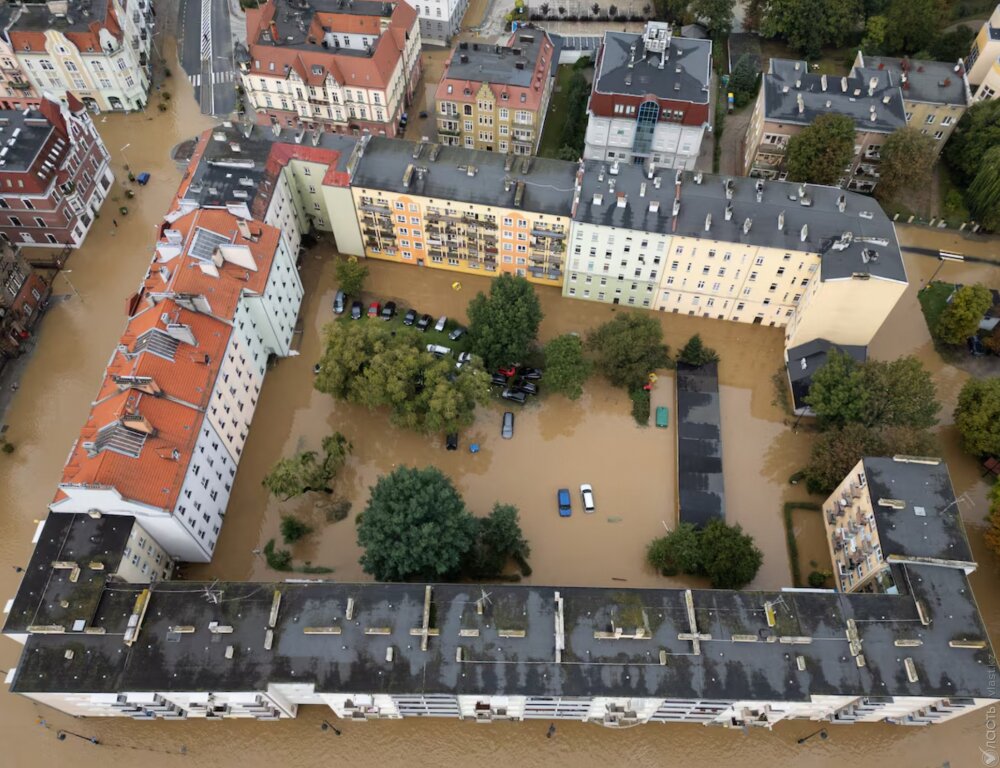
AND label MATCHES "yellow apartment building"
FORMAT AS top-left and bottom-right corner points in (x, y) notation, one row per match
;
(349, 136), (576, 284)
(967, 5), (1000, 101)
